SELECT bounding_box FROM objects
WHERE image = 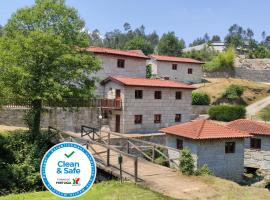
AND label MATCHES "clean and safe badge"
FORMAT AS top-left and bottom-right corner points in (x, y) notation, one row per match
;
(40, 142), (96, 198)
